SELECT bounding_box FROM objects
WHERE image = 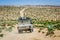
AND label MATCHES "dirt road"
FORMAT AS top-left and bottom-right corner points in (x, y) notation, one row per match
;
(0, 25), (60, 40)
(0, 26), (41, 40)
